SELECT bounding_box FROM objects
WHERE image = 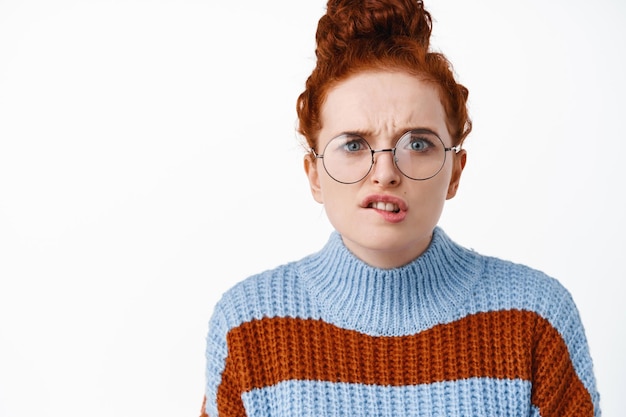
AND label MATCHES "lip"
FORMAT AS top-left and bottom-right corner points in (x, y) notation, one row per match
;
(361, 194), (408, 224)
